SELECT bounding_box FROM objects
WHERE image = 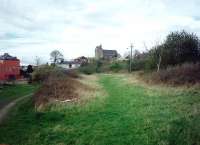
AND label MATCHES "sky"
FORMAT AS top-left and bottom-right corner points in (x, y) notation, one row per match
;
(0, 0), (200, 65)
